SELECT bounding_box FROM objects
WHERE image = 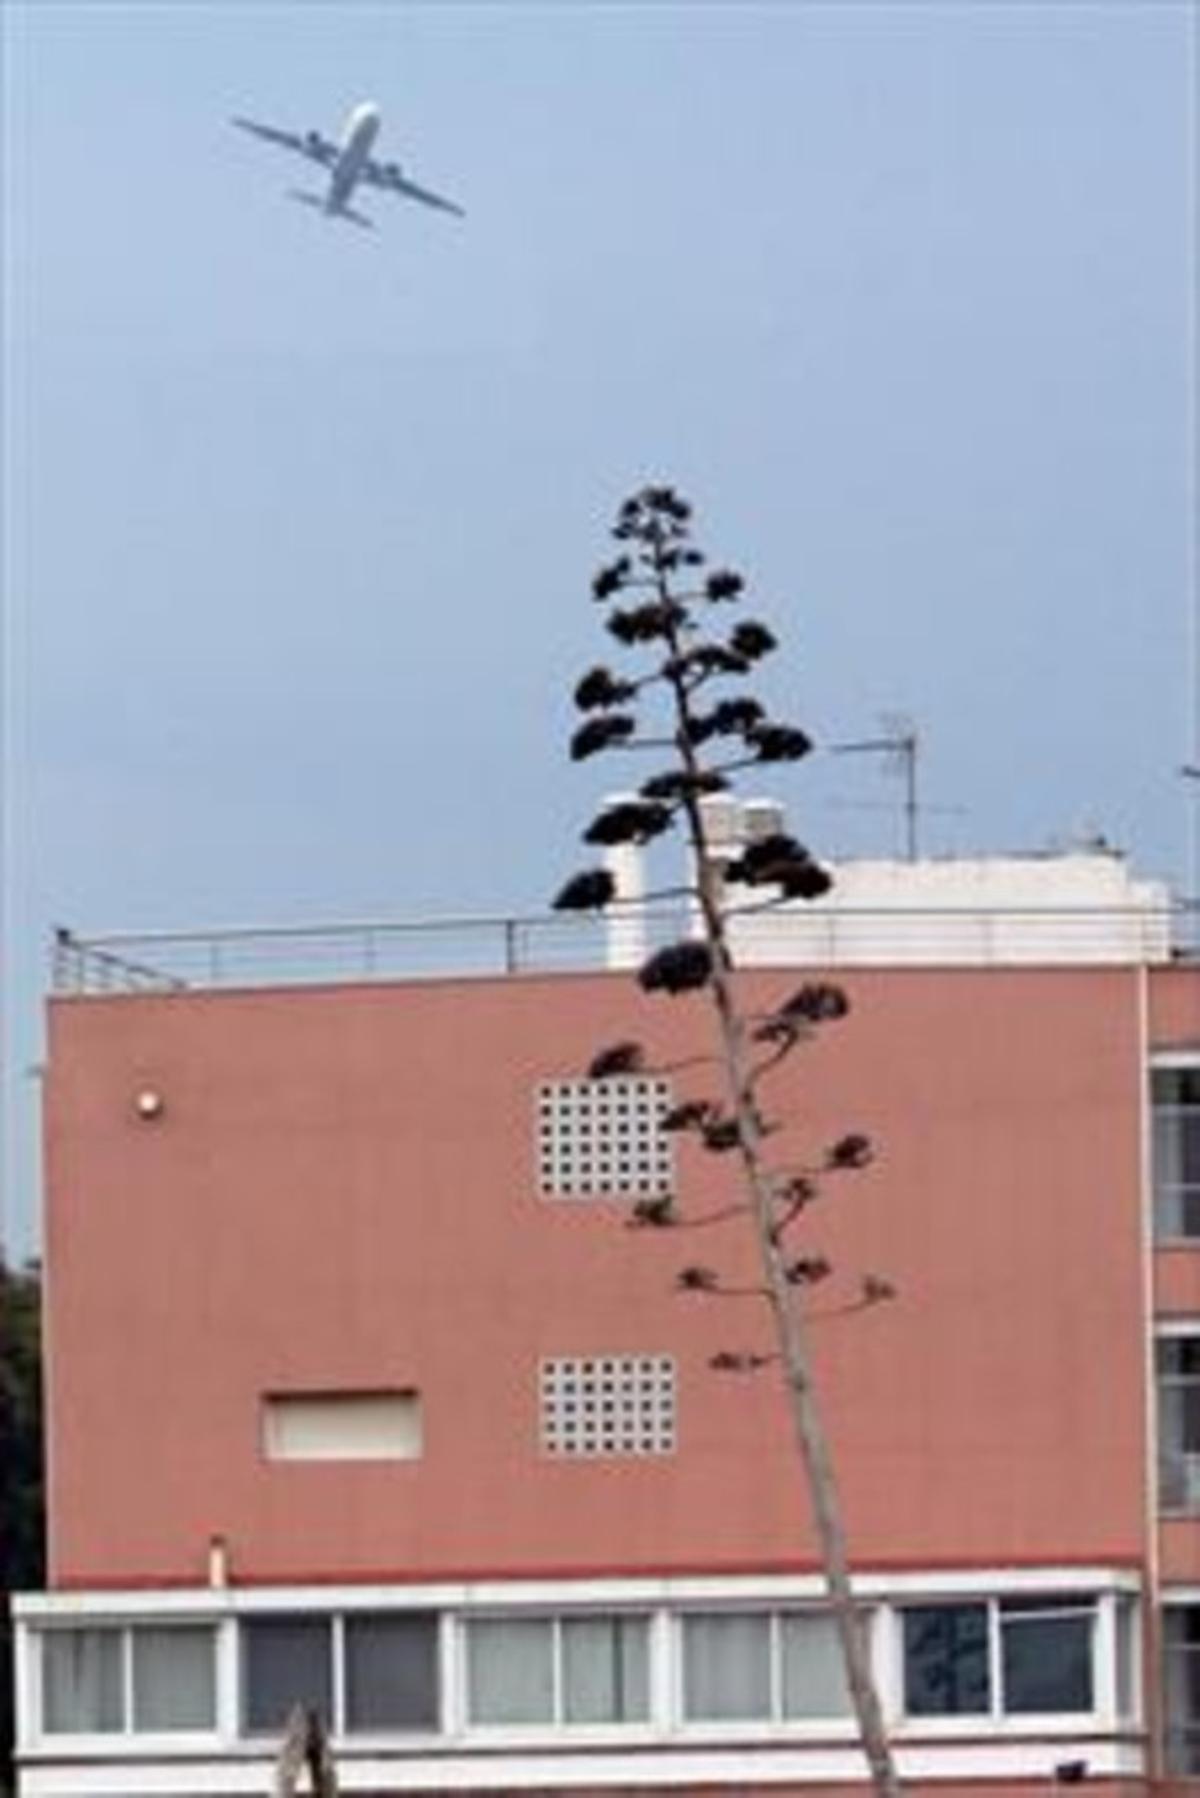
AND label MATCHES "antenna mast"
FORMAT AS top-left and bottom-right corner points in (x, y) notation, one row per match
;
(828, 723), (920, 861)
